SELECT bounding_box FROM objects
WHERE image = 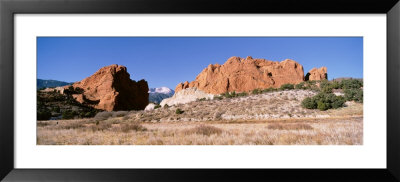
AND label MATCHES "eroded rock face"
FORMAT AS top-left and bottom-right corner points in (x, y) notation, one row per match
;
(306, 67), (328, 81)
(175, 56), (305, 94)
(69, 64), (149, 111)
